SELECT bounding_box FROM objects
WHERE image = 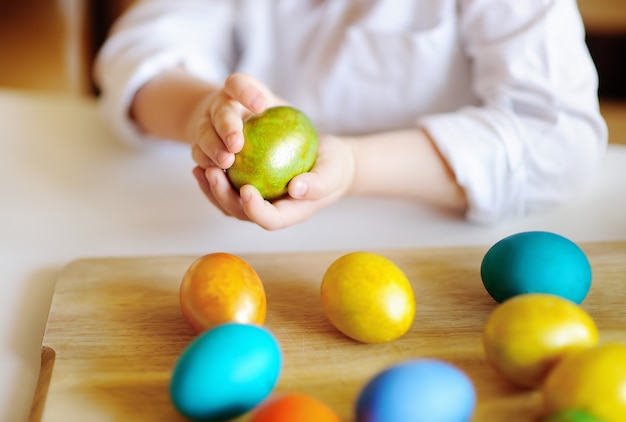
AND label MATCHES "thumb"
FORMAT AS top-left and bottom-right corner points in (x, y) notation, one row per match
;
(287, 172), (329, 201)
(287, 135), (350, 201)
